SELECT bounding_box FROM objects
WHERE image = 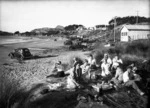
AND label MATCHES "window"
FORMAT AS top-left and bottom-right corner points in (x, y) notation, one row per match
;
(121, 32), (127, 36)
(147, 34), (150, 39)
